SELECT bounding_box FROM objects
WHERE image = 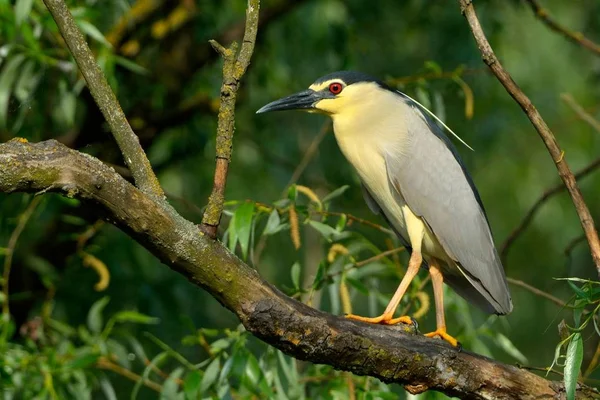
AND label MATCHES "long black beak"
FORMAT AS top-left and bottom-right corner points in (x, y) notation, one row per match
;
(256, 89), (325, 114)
